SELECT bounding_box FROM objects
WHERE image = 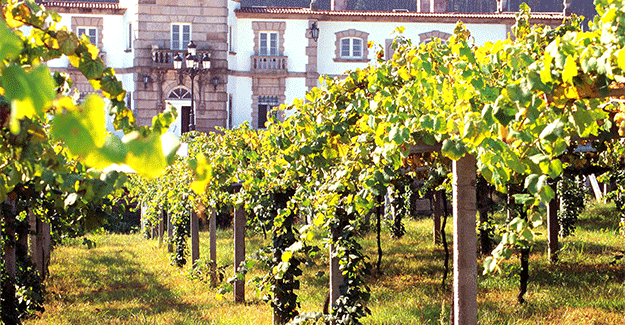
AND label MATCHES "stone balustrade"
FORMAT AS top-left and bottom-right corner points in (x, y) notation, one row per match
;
(251, 55), (288, 75)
